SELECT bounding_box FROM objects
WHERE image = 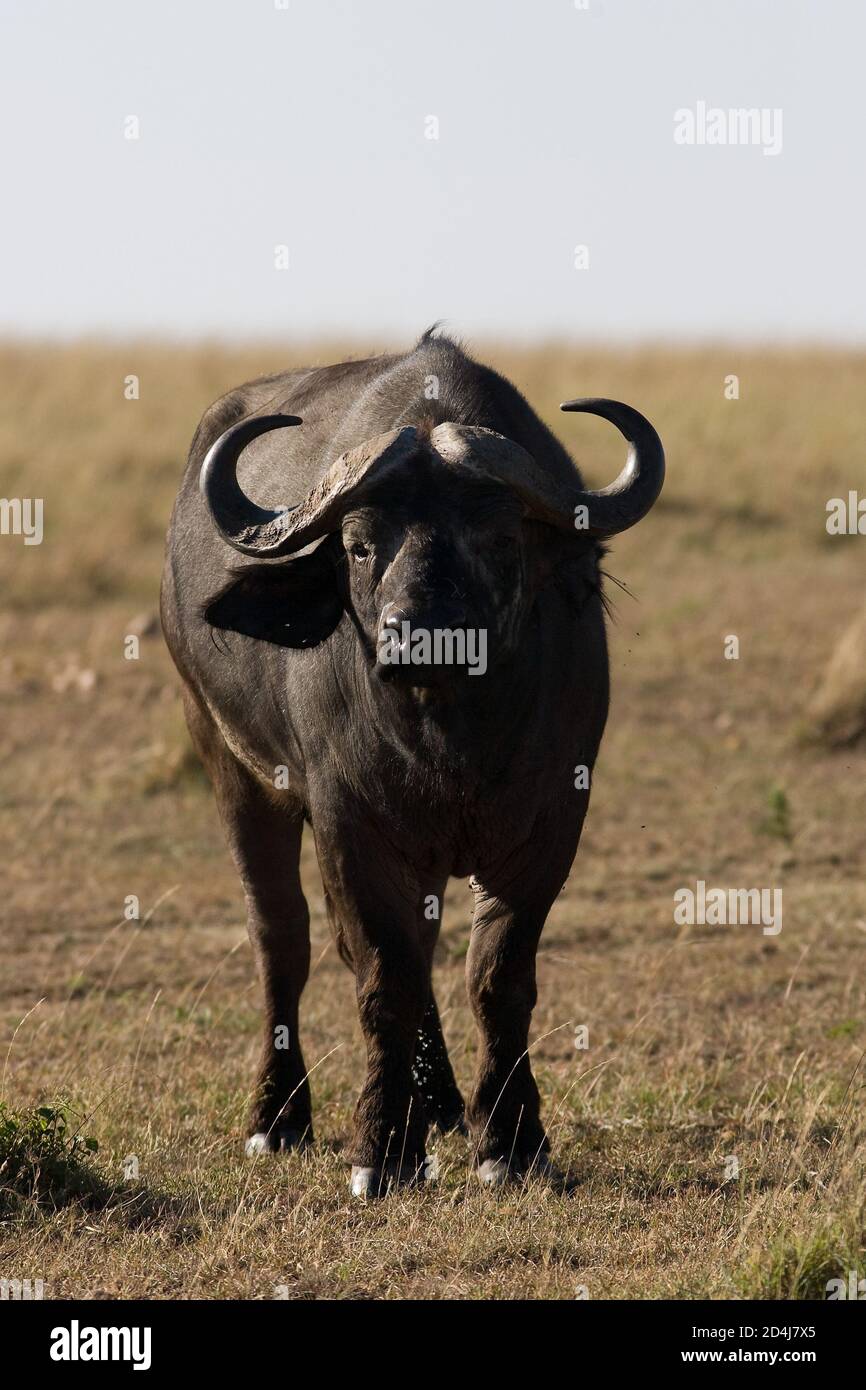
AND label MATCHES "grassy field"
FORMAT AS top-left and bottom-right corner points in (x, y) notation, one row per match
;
(1, 339), (865, 1300)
